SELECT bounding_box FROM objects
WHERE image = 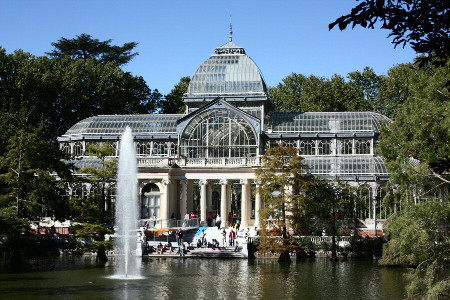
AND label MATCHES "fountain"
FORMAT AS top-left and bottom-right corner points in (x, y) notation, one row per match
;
(111, 126), (142, 279)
